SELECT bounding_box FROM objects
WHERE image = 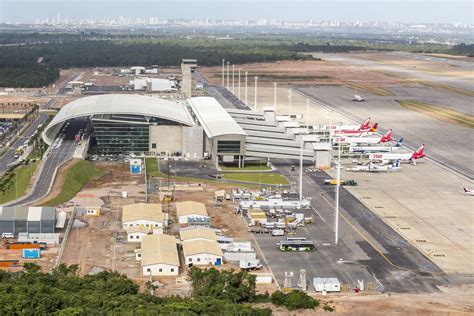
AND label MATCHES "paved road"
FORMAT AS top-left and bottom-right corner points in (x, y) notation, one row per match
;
(7, 118), (87, 206)
(251, 160), (446, 293)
